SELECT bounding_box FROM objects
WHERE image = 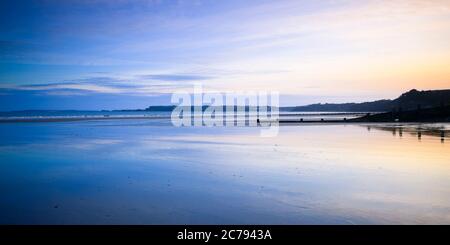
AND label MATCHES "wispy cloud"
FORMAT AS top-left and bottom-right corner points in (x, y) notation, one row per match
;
(0, 74), (204, 96)
(15, 82), (123, 94)
(140, 74), (212, 81)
